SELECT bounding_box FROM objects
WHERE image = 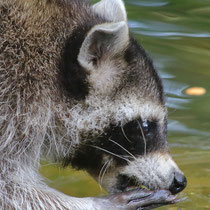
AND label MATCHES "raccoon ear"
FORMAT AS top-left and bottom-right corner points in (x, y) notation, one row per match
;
(92, 0), (127, 22)
(78, 21), (129, 70)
